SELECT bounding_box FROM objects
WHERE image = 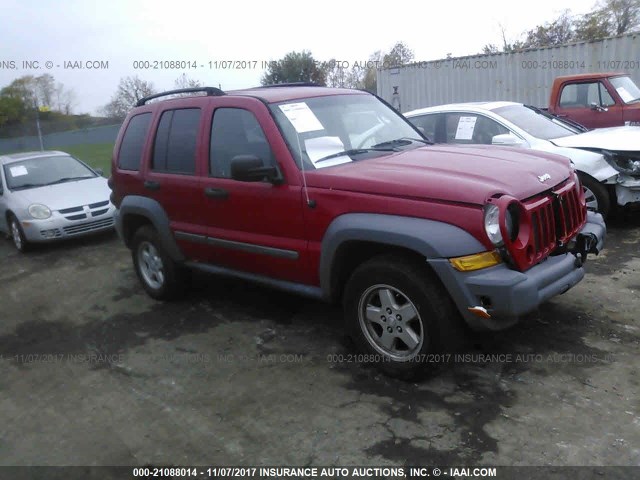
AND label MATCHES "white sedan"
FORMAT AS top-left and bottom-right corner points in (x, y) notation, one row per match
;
(405, 102), (640, 218)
